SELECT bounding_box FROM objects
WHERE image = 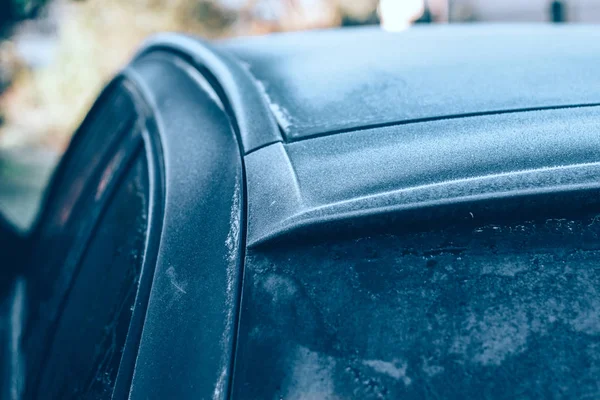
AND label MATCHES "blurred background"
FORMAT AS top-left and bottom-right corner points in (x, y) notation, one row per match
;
(0, 0), (599, 230)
